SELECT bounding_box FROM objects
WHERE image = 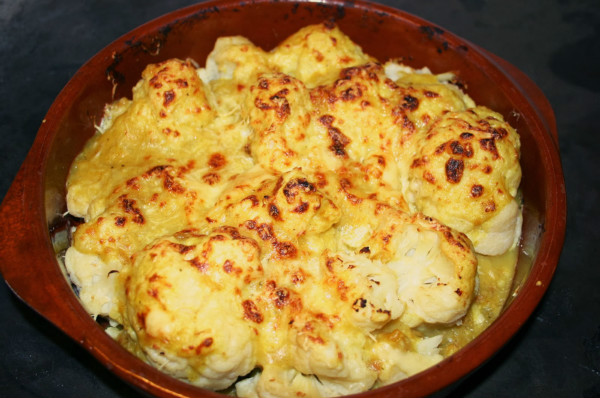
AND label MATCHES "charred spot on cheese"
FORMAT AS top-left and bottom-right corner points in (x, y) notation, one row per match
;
(341, 63), (381, 82)
(484, 201), (497, 213)
(273, 288), (290, 308)
(168, 242), (196, 255)
(450, 141), (465, 156)
(492, 127), (509, 139)
(147, 287), (159, 299)
(242, 299), (263, 323)
(258, 78), (269, 90)
(402, 95), (419, 111)
(337, 280), (349, 301)
(143, 165), (185, 194)
(223, 259), (242, 275)
(193, 337), (214, 354)
(244, 219), (257, 230)
(268, 203), (281, 220)
(330, 128), (351, 155)
(437, 139), (474, 158)
(202, 172), (221, 185)
(239, 195), (259, 209)
(283, 178), (316, 202)
(271, 90), (292, 119)
(292, 201), (309, 213)
(319, 114), (335, 127)
(339, 178), (353, 190)
(136, 311), (147, 330)
(126, 177), (140, 190)
(175, 78), (188, 88)
(411, 157), (428, 168)
(291, 269), (306, 285)
(163, 173), (185, 193)
(144, 165), (167, 177)
(401, 114), (416, 135)
(214, 226), (243, 240)
(119, 195), (145, 224)
(188, 257), (209, 272)
(149, 74), (162, 89)
(352, 298), (368, 312)
(254, 85), (292, 120)
(177, 160), (196, 177)
(162, 127), (181, 137)
(340, 85), (363, 101)
(442, 229), (465, 250)
(471, 184), (484, 197)
(339, 177), (363, 204)
(424, 90), (440, 98)
(208, 153), (227, 169)
(256, 223), (275, 241)
(209, 234), (226, 243)
(313, 49), (325, 62)
(322, 122), (350, 157)
(479, 138), (500, 159)
(274, 241), (297, 259)
(163, 90), (175, 107)
(325, 256), (336, 272)
(222, 260), (234, 273)
(445, 158), (464, 183)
